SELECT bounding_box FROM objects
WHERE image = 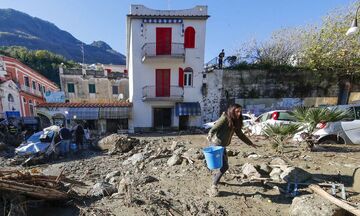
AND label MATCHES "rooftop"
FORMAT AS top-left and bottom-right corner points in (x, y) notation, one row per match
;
(37, 102), (132, 108)
(128, 5), (209, 19)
